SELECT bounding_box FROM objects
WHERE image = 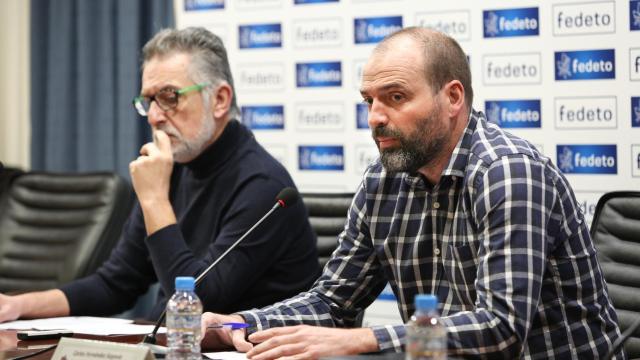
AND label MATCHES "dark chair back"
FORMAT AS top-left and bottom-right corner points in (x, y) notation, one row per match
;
(301, 193), (353, 269)
(590, 191), (640, 359)
(0, 166), (24, 198)
(0, 172), (134, 292)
